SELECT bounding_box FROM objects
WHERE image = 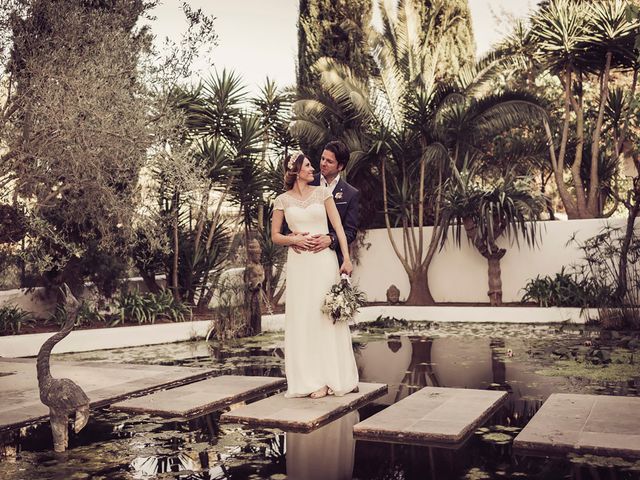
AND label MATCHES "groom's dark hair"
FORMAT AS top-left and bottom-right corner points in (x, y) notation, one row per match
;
(324, 140), (350, 169)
